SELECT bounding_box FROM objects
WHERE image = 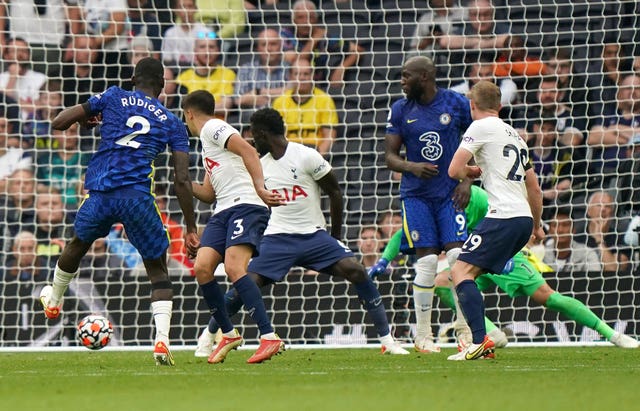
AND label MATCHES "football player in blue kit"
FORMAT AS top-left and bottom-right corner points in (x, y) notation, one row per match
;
(384, 56), (474, 353)
(40, 58), (199, 366)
